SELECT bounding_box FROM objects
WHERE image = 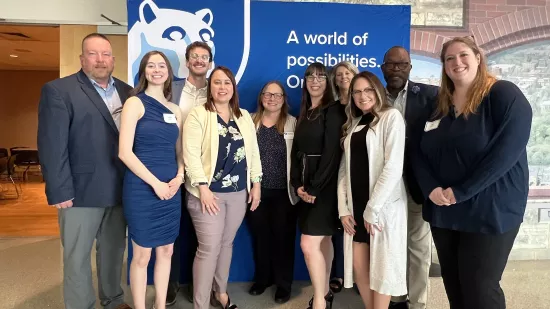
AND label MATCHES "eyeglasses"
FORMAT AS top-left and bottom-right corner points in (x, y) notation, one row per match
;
(306, 75), (327, 82)
(190, 53), (210, 61)
(262, 92), (284, 100)
(381, 62), (410, 70)
(352, 87), (376, 96)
